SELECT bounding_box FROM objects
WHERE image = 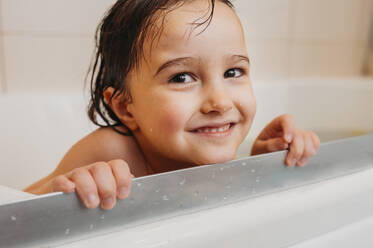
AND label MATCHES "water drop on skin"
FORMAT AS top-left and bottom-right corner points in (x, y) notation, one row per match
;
(150, 128), (153, 132)
(11, 216), (16, 221)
